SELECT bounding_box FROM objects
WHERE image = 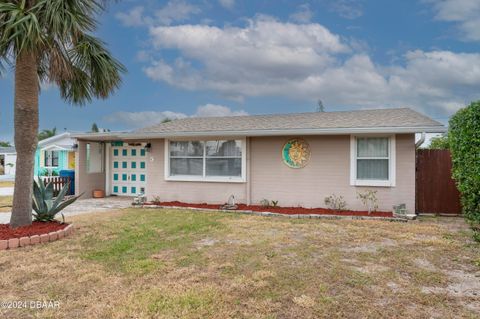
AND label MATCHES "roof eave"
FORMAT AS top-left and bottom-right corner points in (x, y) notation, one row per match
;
(73, 125), (446, 141)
